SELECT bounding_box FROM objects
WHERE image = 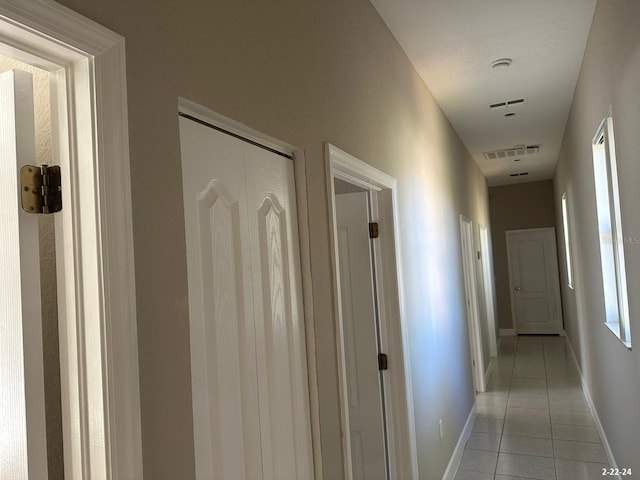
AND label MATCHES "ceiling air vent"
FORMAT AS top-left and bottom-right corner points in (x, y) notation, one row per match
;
(489, 98), (526, 111)
(483, 144), (539, 161)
